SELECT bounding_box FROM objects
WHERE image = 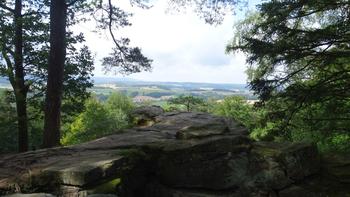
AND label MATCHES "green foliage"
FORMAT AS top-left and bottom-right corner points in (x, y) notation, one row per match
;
(168, 95), (205, 112)
(212, 96), (254, 128)
(0, 91), (17, 152)
(0, 0), (94, 151)
(226, 0), (350, 153)
(0, 91), (44, 152)
(106, 92), (134, 114)
(62, 93), (134, 145)
(210, 96), (274, 140)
